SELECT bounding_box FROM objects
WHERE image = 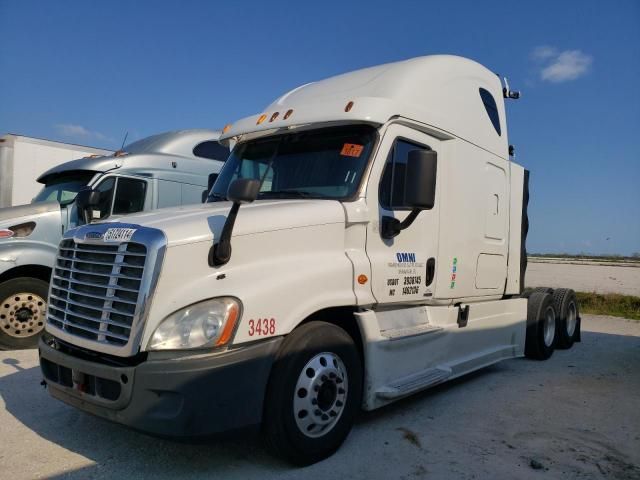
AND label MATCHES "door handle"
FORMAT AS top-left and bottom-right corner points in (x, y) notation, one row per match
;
(425, 257), (435, 286)
(457, 304), (470, 328)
